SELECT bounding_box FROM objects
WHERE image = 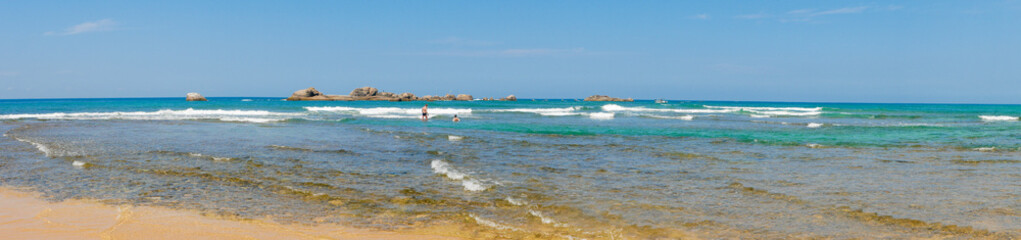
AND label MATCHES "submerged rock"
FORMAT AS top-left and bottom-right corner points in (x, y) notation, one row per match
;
(186, 92), (207, 101)
(583, 95), (633, 102)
